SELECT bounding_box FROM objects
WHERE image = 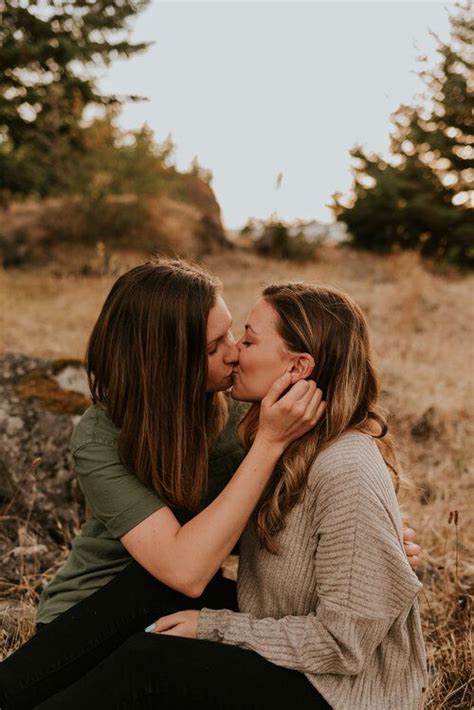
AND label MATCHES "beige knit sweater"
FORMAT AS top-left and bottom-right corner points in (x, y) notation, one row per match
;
(197, 432), (427, 710)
